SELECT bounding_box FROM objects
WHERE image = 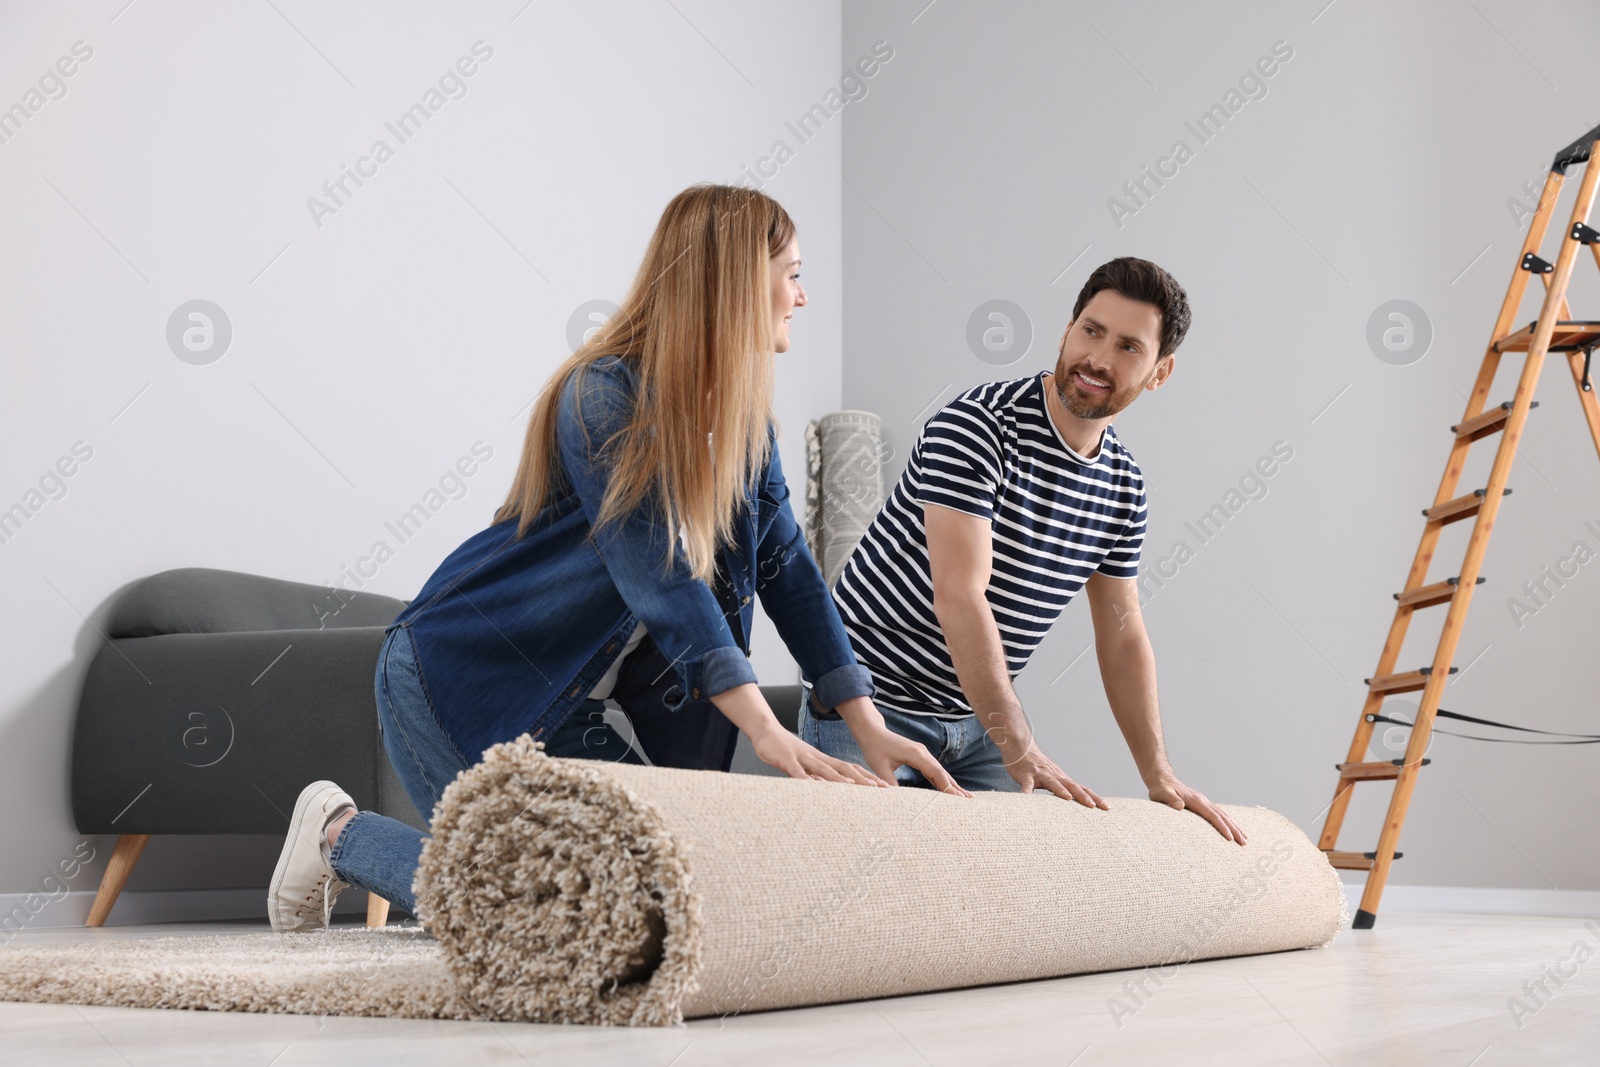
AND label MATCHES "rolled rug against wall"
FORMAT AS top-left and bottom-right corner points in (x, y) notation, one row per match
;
(415, 737), (1347, 1027)
(805, 410), (886, 588)
(803, 418), (823, 560)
